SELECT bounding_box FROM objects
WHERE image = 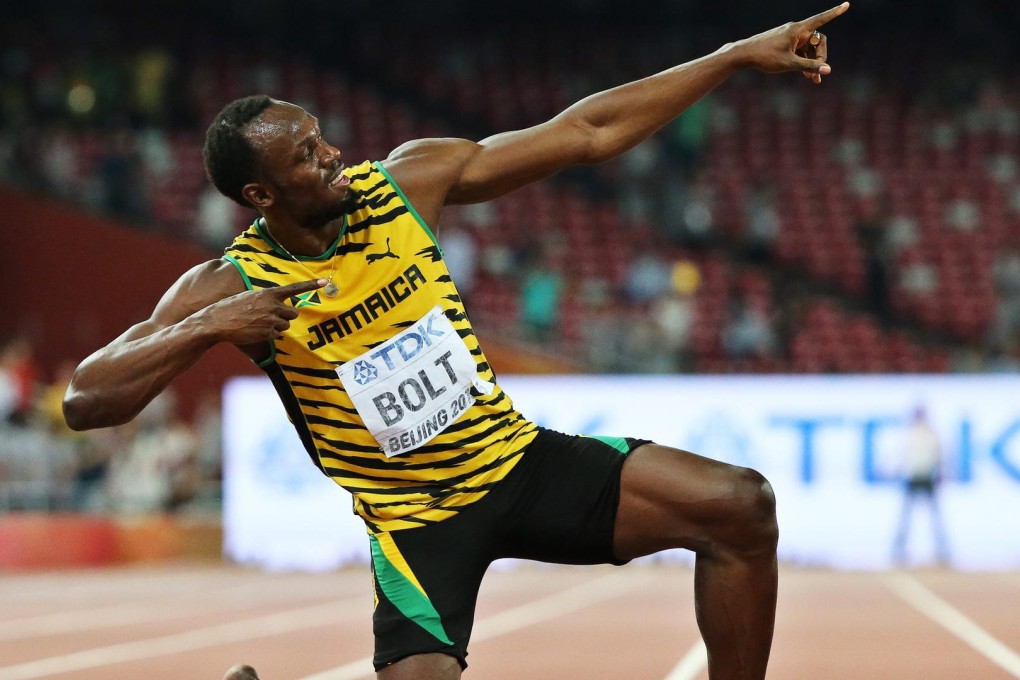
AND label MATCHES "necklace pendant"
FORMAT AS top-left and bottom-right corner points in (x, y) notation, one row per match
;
(324, 282), (340, 297)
